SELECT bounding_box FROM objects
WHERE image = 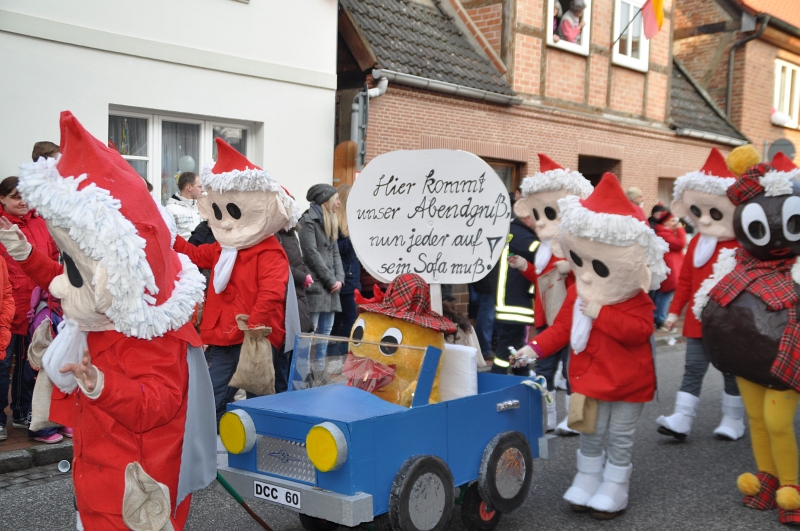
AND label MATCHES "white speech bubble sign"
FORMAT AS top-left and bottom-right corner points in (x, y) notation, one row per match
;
(347, 149), (511, 284)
